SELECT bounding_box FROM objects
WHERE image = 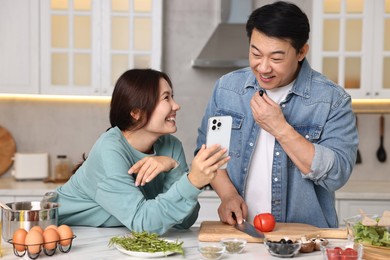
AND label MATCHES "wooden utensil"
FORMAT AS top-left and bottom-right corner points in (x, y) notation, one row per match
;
(376, 115), (387, 163)
(198, 221), (347, 243)
(363, 245), (390, 260)
(0, 125), (16, 175)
